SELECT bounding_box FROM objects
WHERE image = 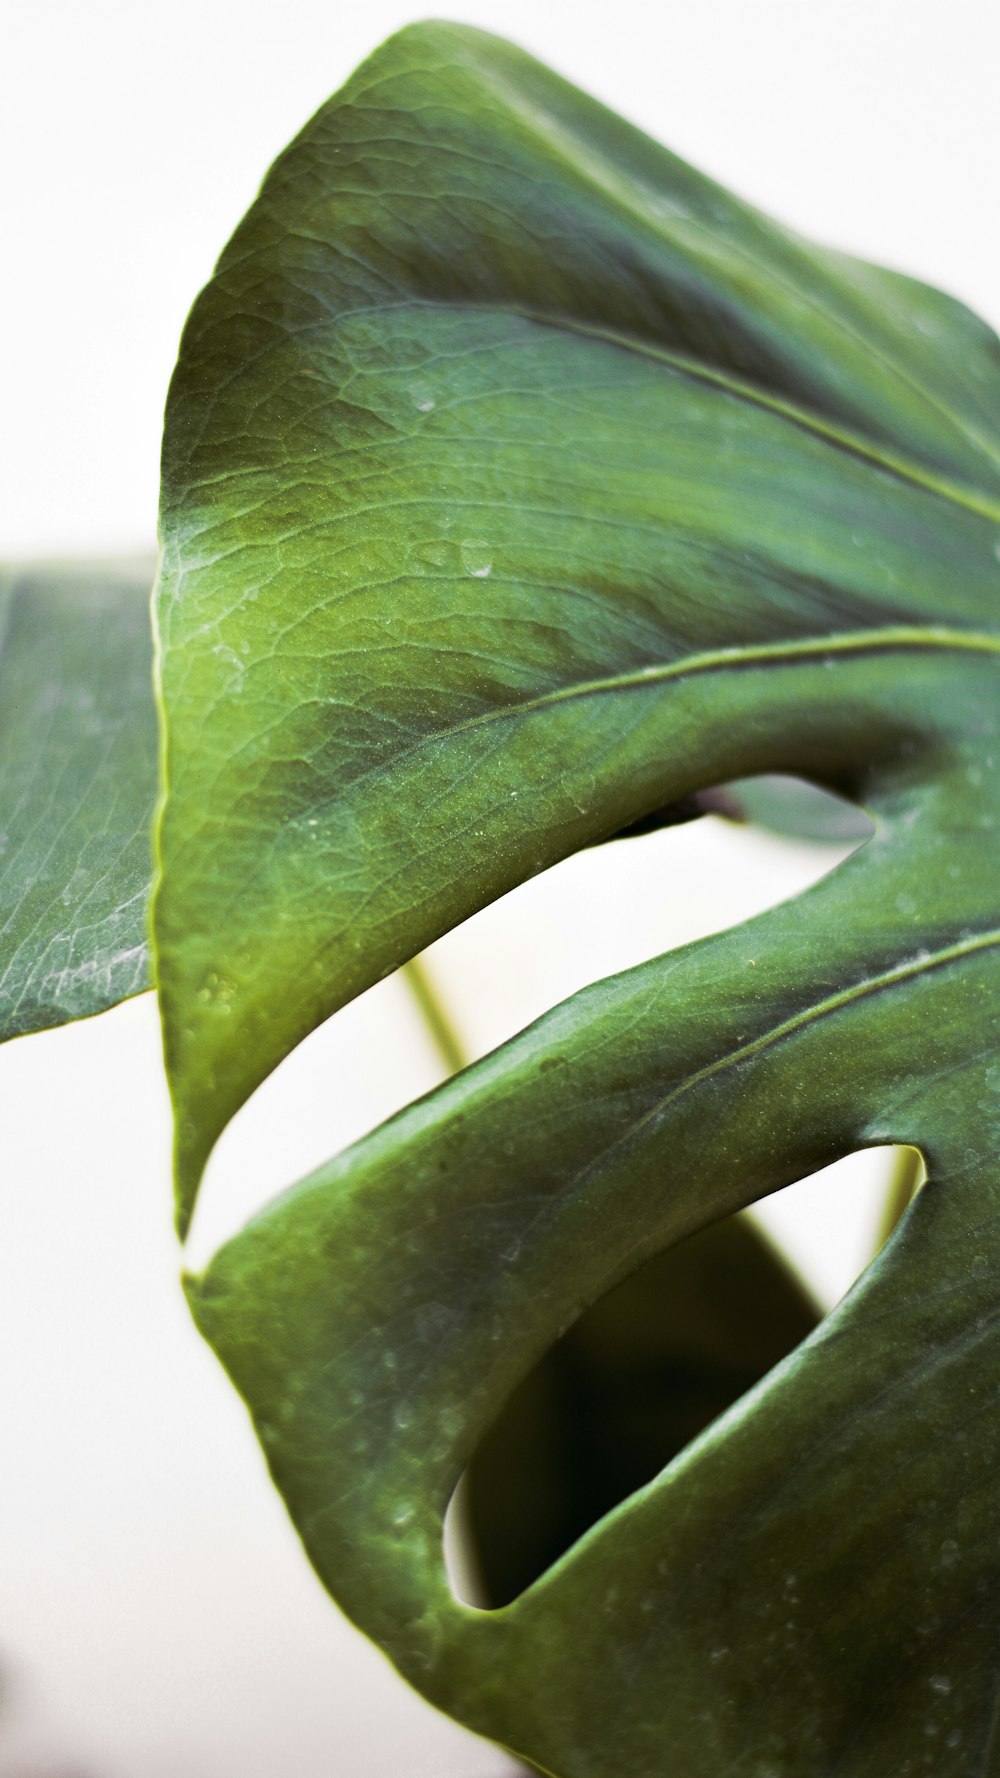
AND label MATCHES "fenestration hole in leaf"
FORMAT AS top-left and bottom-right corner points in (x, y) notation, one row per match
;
(448, 1146), (922, 1610)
